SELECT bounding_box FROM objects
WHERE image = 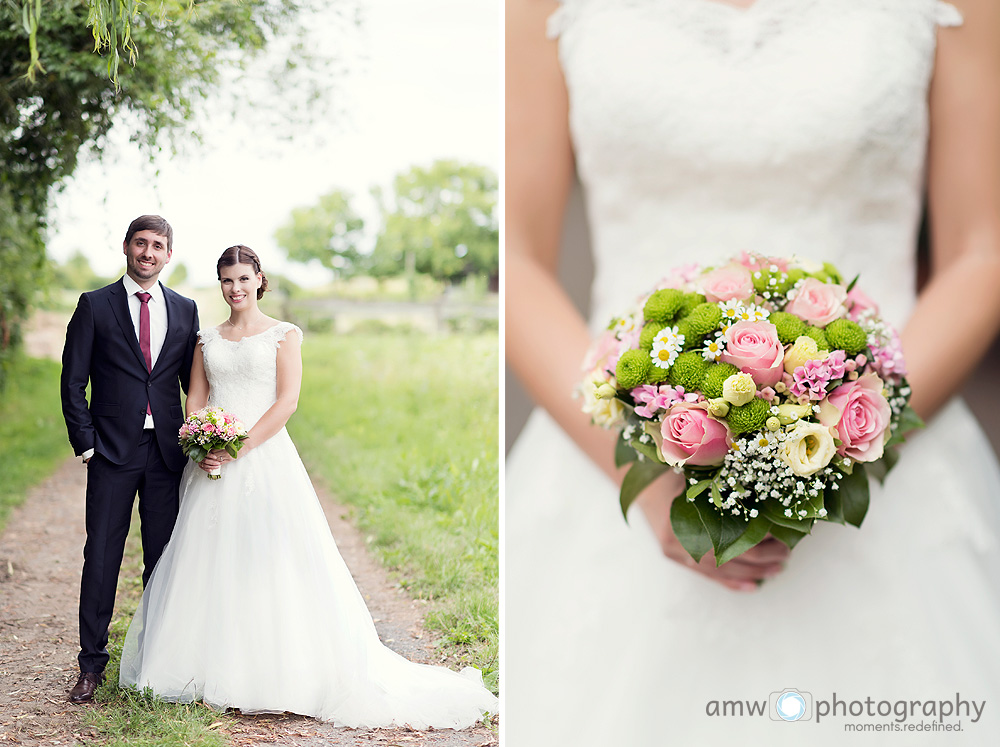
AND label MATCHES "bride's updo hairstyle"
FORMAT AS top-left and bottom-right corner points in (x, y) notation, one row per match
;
(217, 245), (269, 300)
